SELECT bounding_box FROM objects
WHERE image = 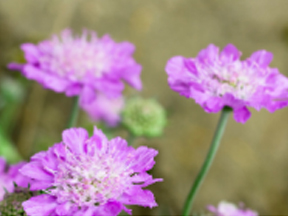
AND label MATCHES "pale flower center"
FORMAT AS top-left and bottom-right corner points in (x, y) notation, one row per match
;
(38, 34), (112, 81)
(48, 152), (133, 207)
(200, 60), (261, 100)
